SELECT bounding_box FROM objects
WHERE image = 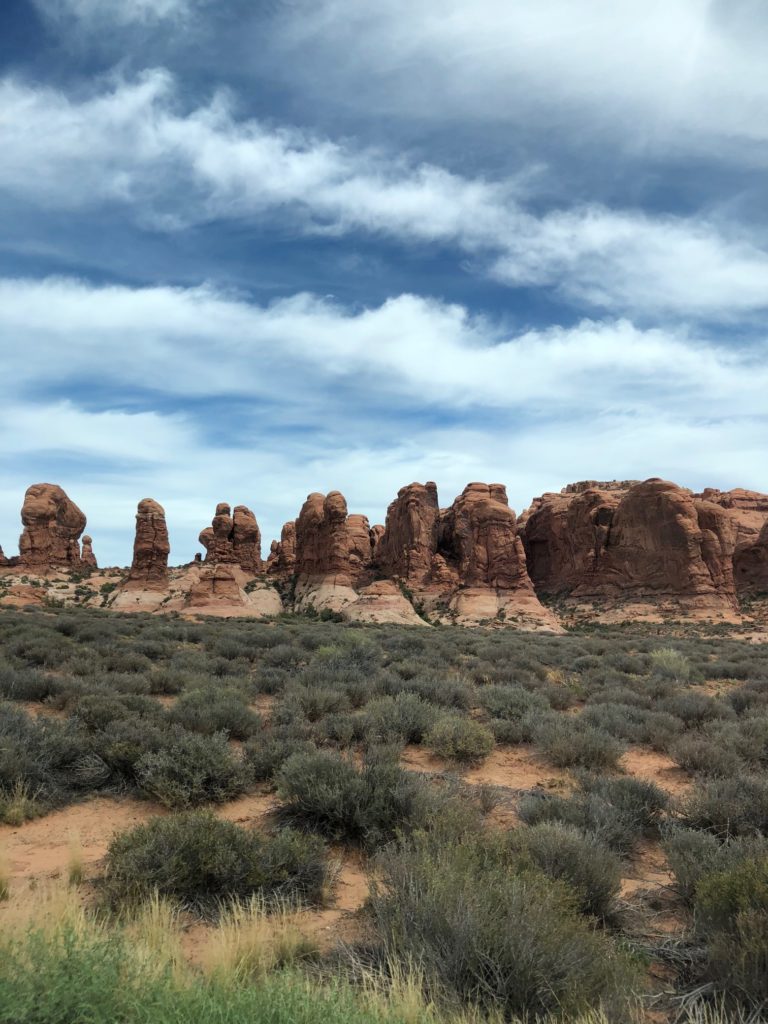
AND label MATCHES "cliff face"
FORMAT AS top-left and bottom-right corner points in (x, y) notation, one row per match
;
(520, 478), (763, 618)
